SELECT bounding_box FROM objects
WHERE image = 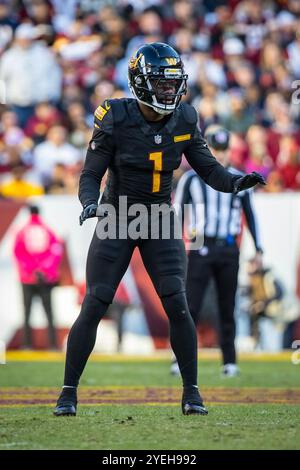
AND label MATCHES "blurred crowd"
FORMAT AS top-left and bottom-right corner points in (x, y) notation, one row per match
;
(1, 0), (300, 199)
